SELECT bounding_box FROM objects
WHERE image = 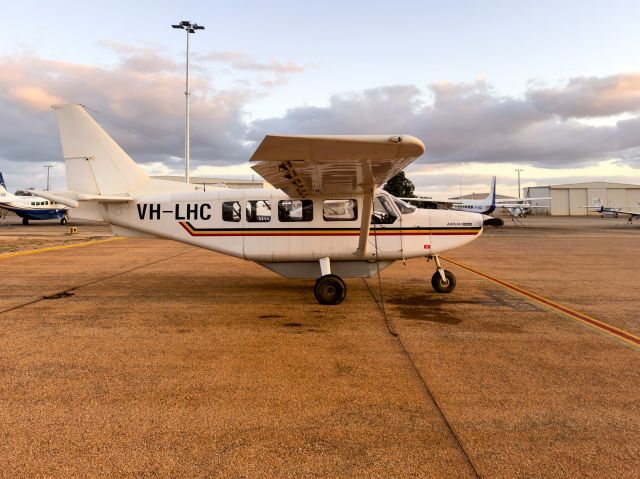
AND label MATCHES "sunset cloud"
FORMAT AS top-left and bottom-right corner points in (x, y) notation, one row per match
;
(8, 86), (64, 111)
(527, 73), (640, 118)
